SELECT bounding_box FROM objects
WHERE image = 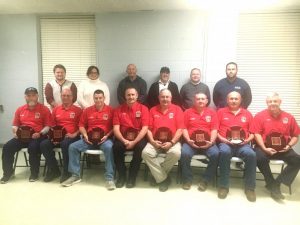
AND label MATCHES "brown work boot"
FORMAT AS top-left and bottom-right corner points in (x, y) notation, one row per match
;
(245, 189), (256, 202)
(218, 187), (229, 199)
(197, 181), (208, 192)
(182, 182), (192, 190)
